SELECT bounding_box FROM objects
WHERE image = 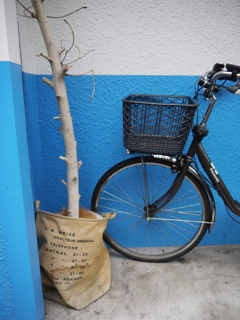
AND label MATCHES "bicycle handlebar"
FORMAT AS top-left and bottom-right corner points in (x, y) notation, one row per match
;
(199, 62), (240, 98)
